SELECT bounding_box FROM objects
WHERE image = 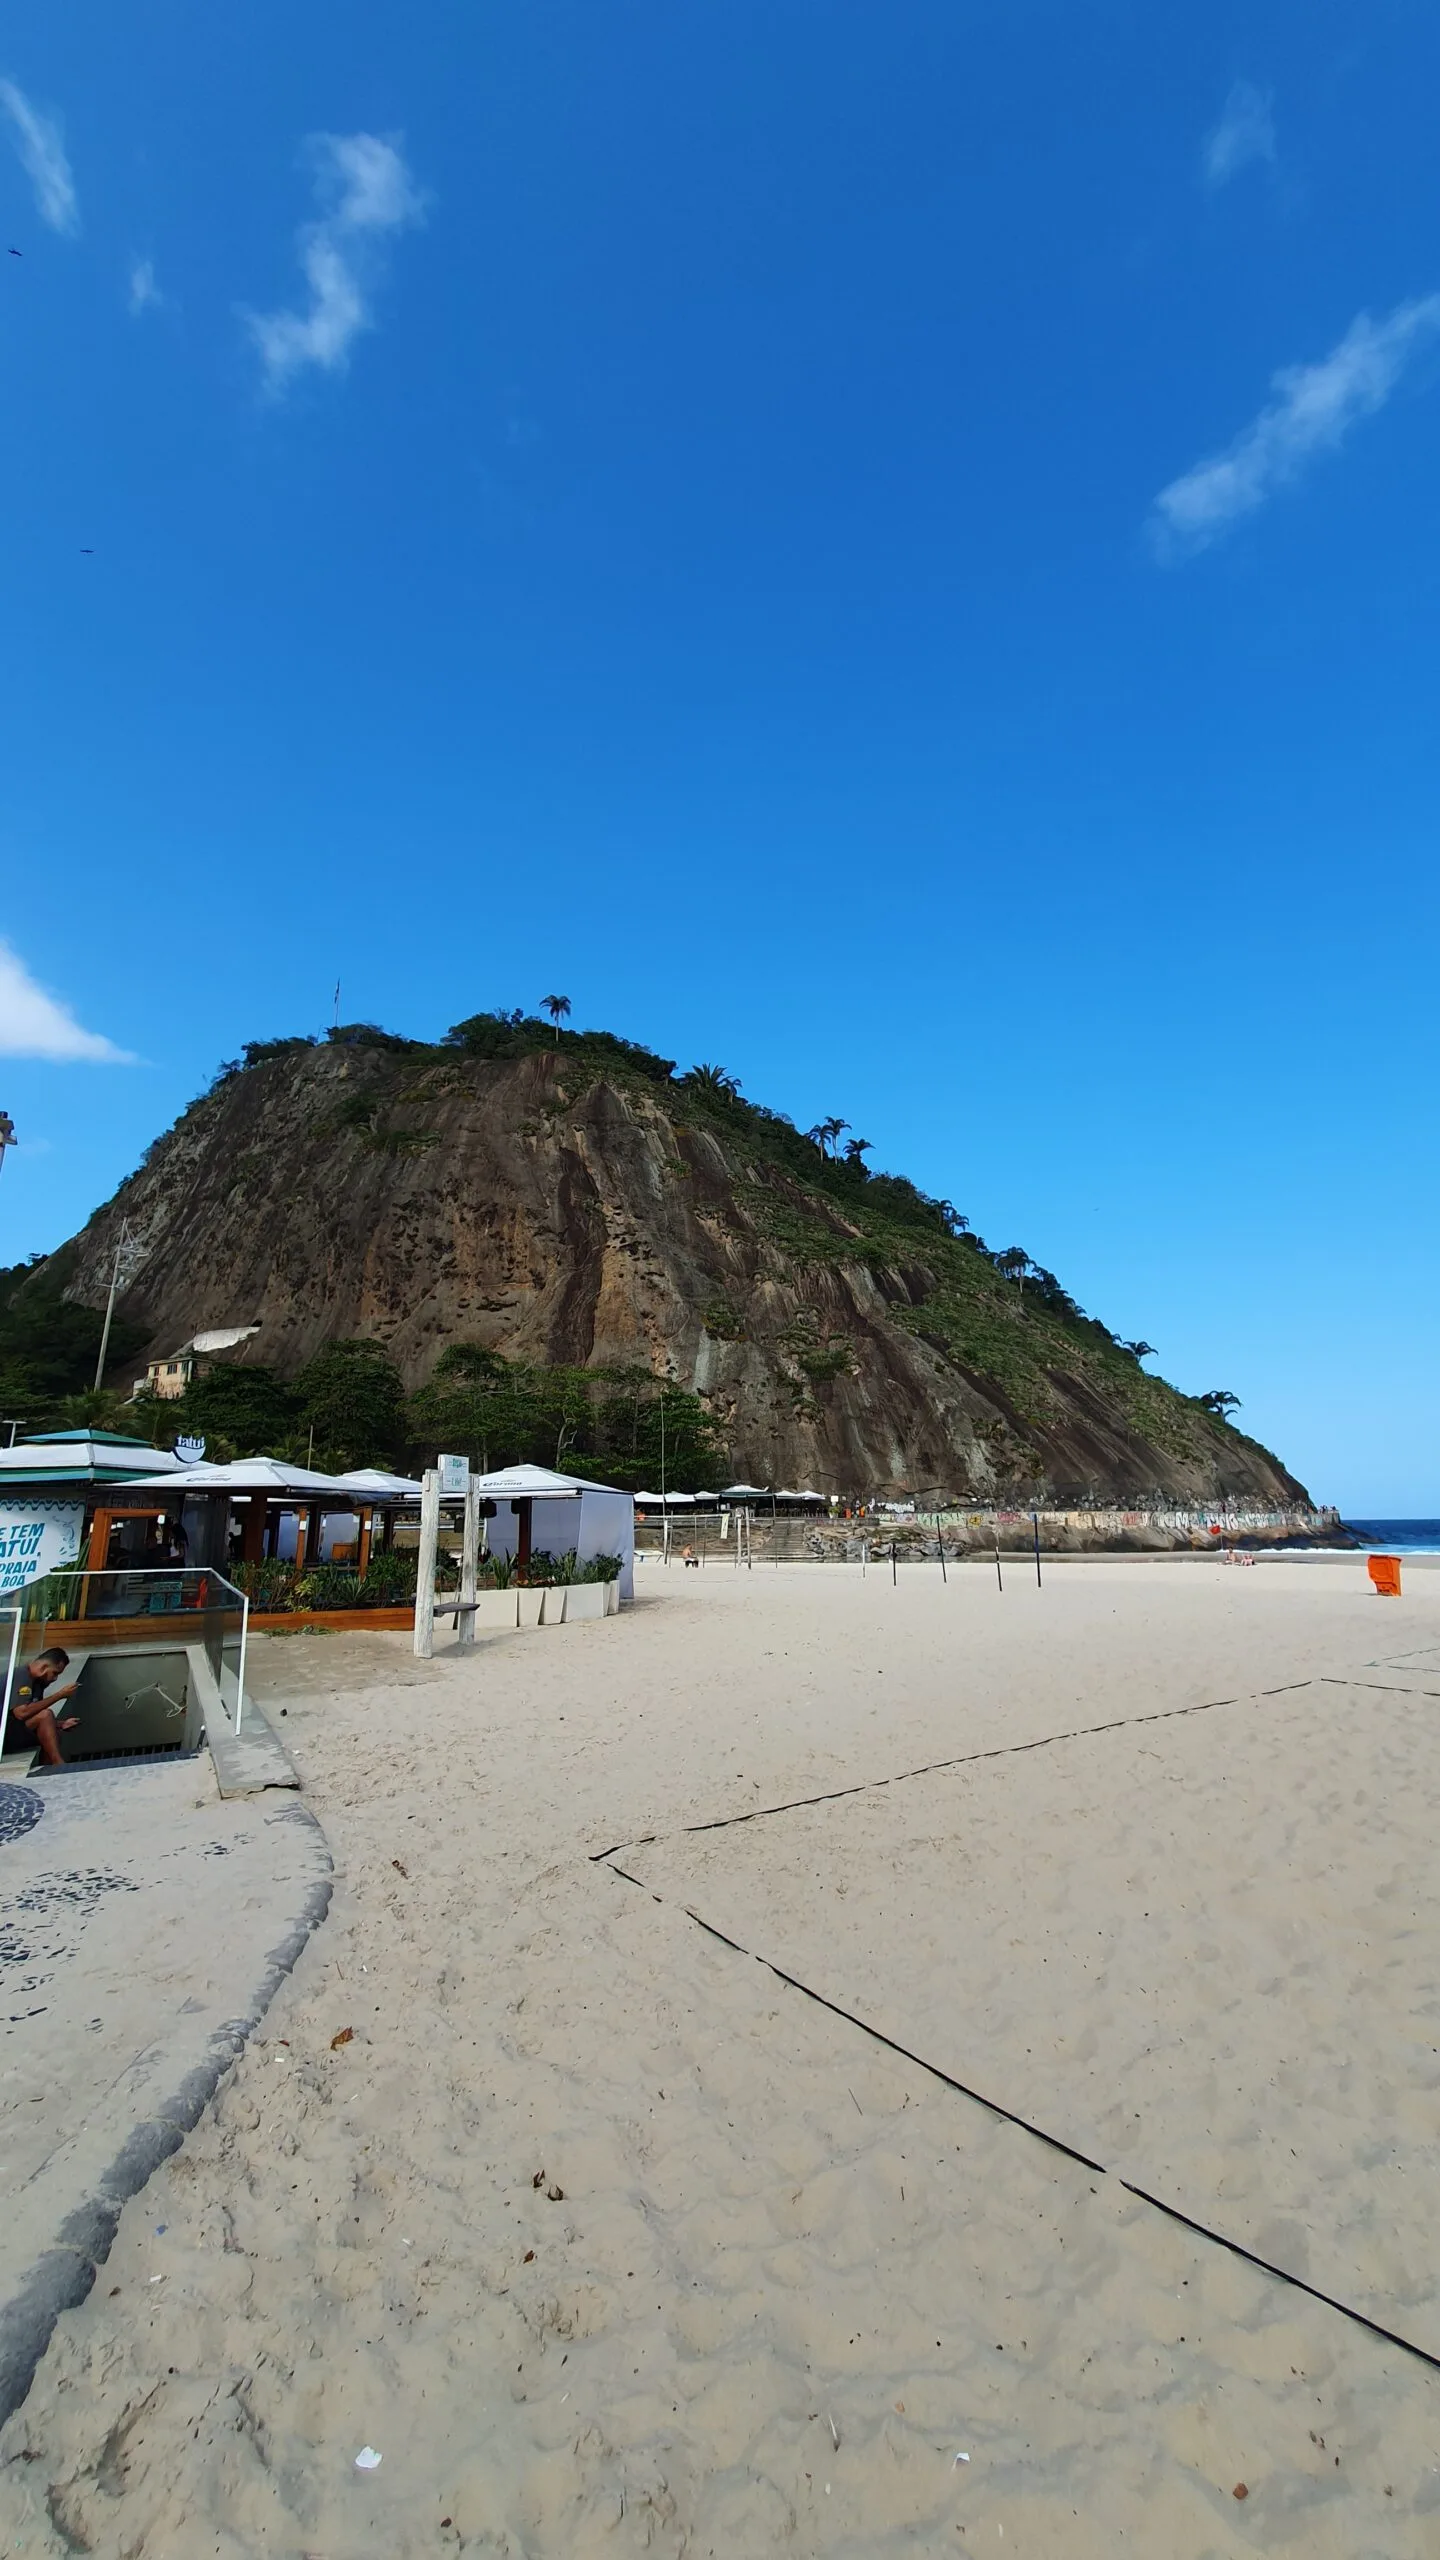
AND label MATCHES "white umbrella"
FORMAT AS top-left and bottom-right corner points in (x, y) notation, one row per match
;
(468, 1462), (629, 1499)
(111, 1455), (363, 1497)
